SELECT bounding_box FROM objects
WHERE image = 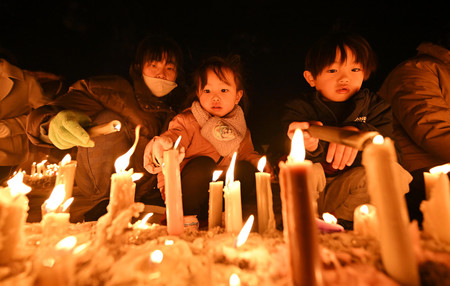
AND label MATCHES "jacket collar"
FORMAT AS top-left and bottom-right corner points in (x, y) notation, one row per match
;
(0, 59), (25, 101)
